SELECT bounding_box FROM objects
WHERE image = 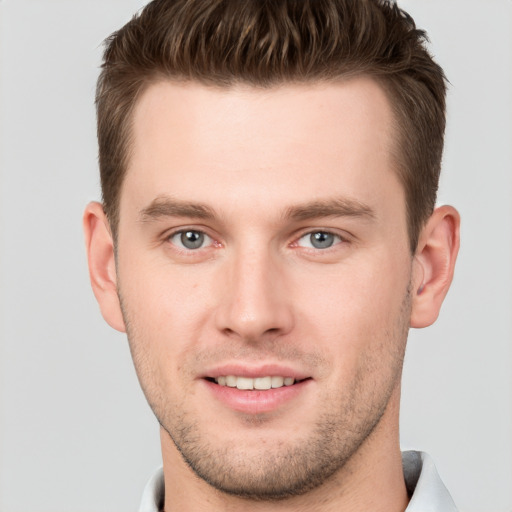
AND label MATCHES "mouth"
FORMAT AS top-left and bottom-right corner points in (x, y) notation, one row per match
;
(206, 375), (310, 390)
(202, 371), (313, 414)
